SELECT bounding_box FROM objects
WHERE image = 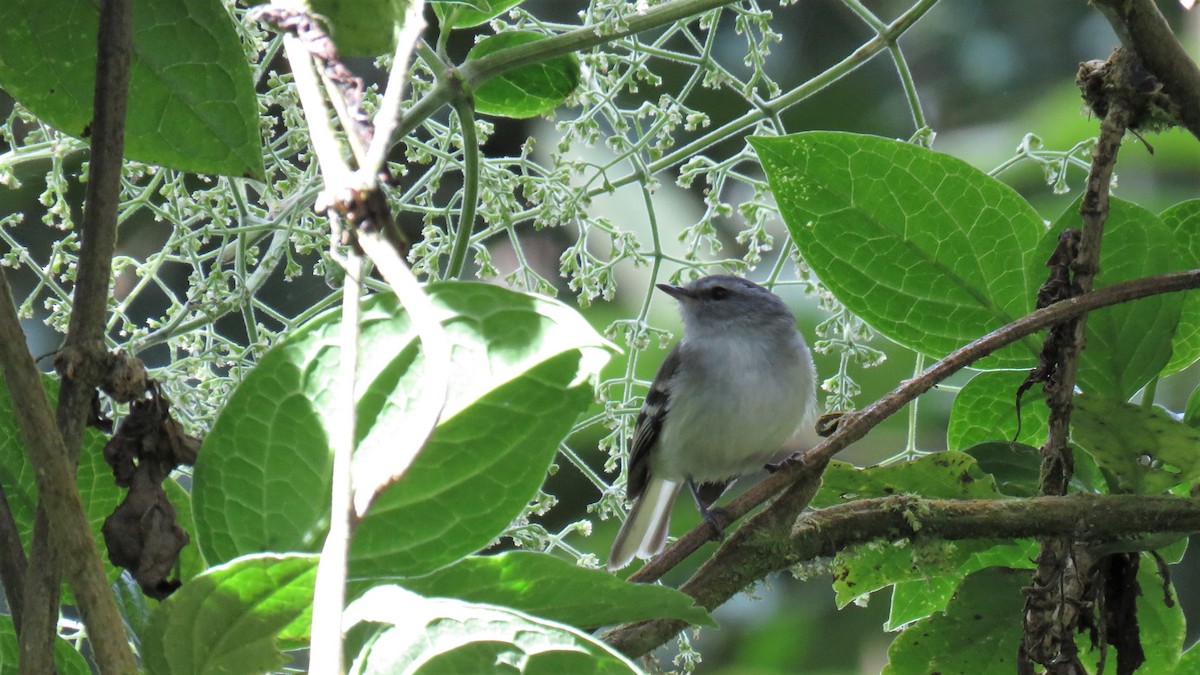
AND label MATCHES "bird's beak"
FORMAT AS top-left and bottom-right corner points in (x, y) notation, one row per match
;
(656, 283), (690, 300)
